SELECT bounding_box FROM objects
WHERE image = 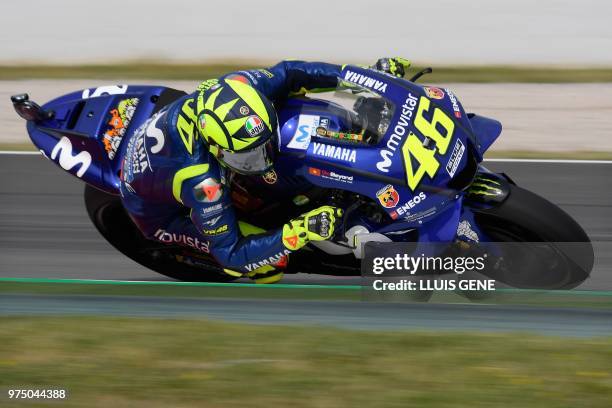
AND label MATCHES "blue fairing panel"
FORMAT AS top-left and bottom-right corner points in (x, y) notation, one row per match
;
(26, 85), (173, 195)
(469, 114), (502, 158)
